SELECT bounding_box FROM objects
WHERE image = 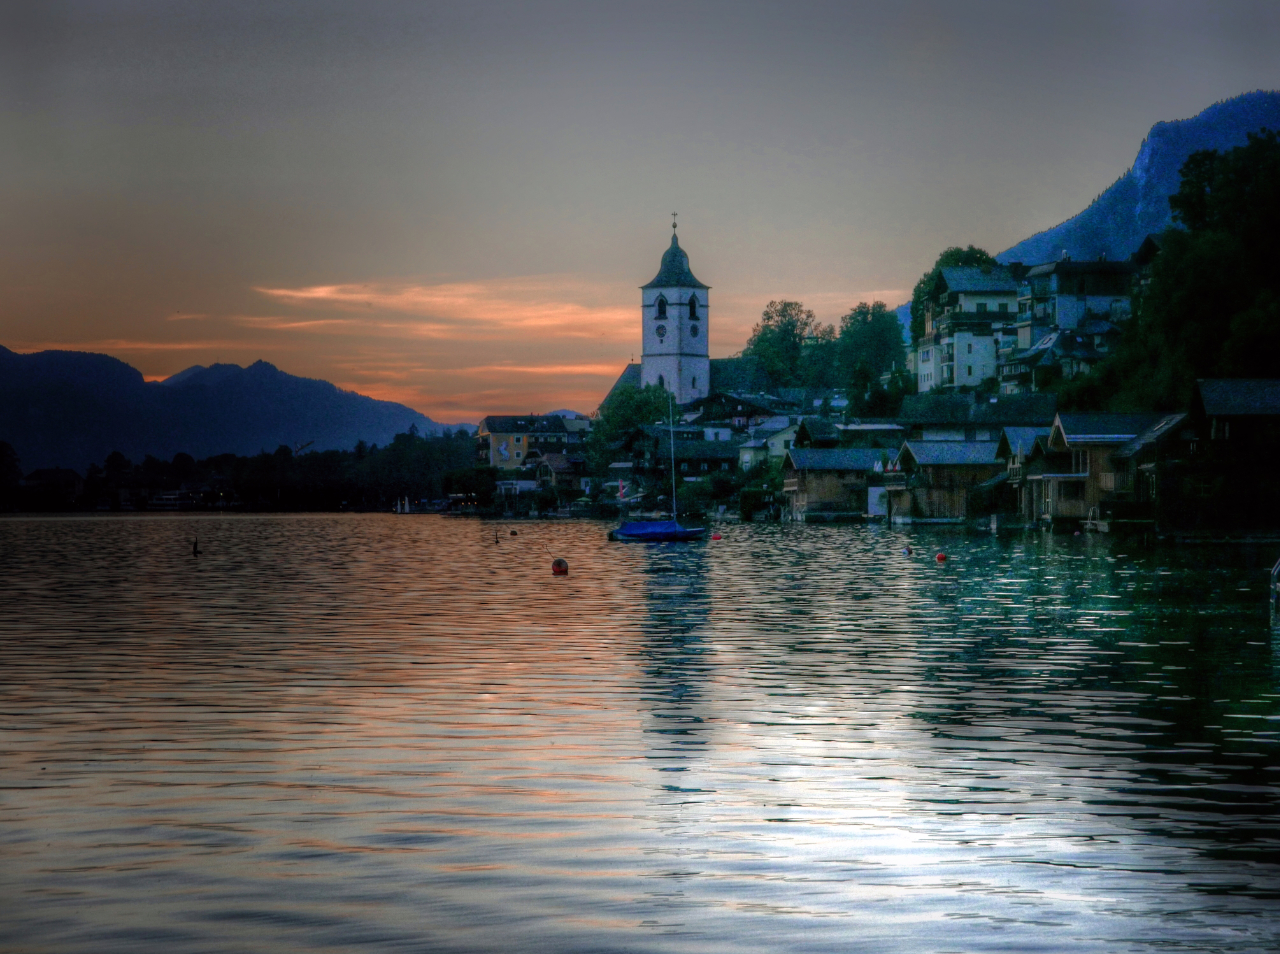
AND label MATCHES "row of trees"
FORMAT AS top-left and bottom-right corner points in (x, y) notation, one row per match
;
(0, 429), (479, 512)
(739, 299), (911, 413)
